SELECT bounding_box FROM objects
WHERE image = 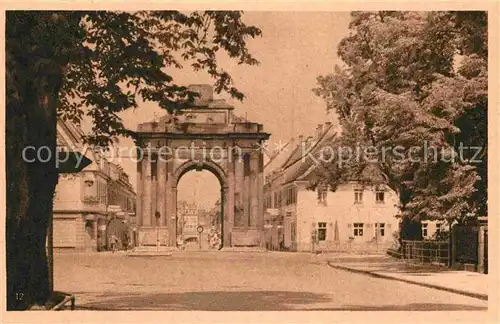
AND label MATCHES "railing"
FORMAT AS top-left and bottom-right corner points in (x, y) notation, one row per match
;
(50, 292), (75, 311)
(401, 240), (450, 266)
